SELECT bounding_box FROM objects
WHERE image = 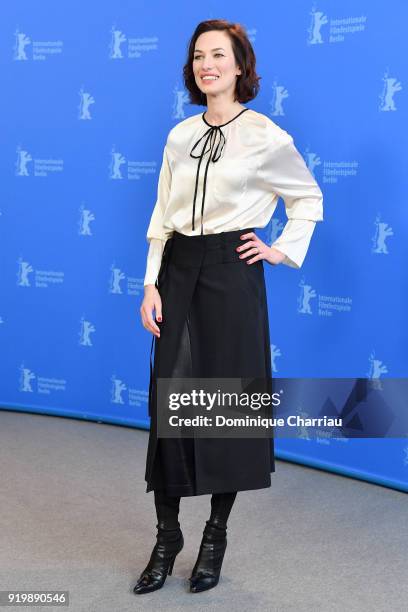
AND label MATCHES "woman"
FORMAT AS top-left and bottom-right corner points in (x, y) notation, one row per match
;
(136, 19), (323, 595)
